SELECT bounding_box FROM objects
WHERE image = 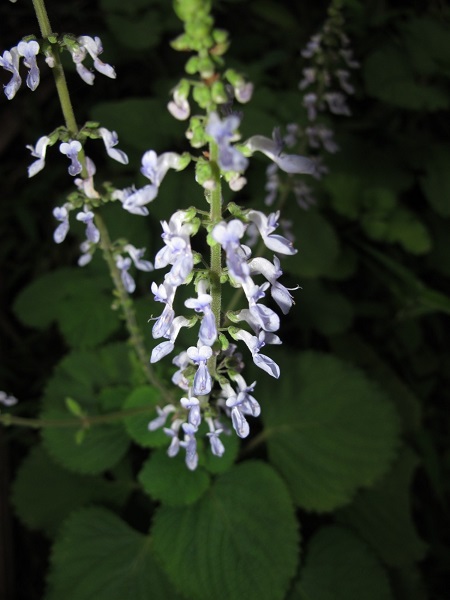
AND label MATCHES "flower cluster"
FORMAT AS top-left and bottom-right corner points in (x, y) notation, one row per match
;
(1, 34), (115, 101)
(138, 110), (314, 469)
(0, 40), (40, 99)
(263, 2), (359, 220)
